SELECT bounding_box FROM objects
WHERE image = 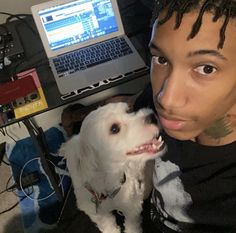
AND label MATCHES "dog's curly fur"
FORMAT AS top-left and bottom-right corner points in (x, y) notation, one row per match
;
(60, 102), (166, 233)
